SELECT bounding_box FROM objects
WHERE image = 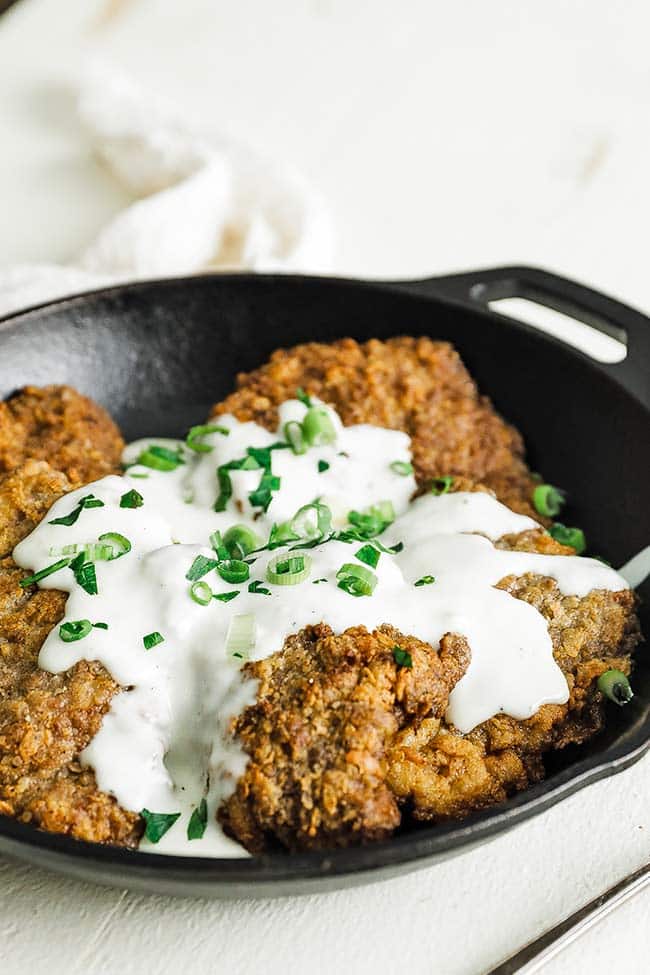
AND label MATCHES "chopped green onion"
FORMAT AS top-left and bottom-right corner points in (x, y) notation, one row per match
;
(347, 501), (395, 539)
(19, 558), (70, 588)
(213, 591), (240, 603)
(415, 575), (435, 587)
(186, 423), (229, 453)
(209, 530), (230, 559)
(390, 460), (413, 476)
(120, 488), (144, 509)
(296, 387), (312, 407)
(143, 631), (164, 650)
(223, 524), (263, 560)
(136, 444), (185, 471)
(597, 669), (633, 705)
(248, 580), (271, 596)
(267, 553), (311, 586)
(302, 407), (337, 446)
(336, 562), (378, 597)
(284, 420), (307, 455)
(225, 613), (256, 660)
(130, 472), (149, 479)
(190, 581), (213, 605)
(431, 476), (454, 496)
(48, 494), (104, 527)
(549, 523), (586, 554)
(355, 544), (380, 569)
(141, 808), (180, 843)
(98, 532), (132, 560)
(93, 622), (109, 630)
(217, 559), (250, 584)
(248, 472), (281, 511)
(59, 619), (93, 643)
(393, 645), (413, 668)
(186, 555), (219, 581)
(312, 578), (328, 584)
(69, 553), (98, 595)
(290, 501), (332, 541)
(187, 798), (208, 840)
(317, 459), (330, 473)
(267, 521), (300, 550)
(533, 484), (566, 518)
